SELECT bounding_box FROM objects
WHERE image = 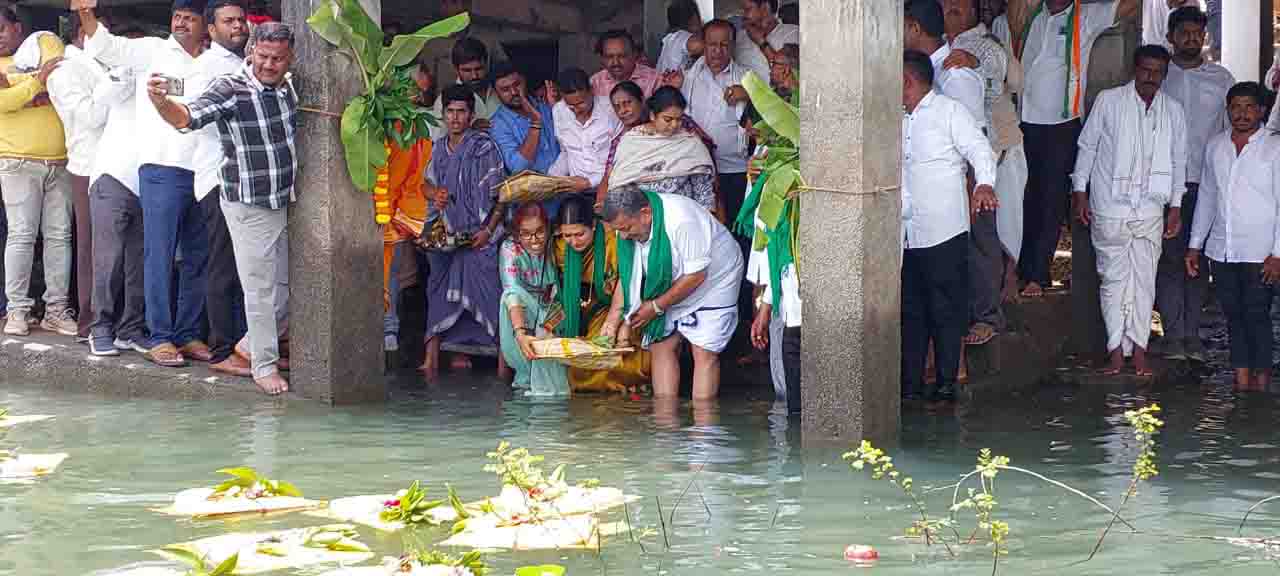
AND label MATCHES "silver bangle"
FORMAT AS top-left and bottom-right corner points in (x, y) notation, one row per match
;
(651, 301), (664, 315)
